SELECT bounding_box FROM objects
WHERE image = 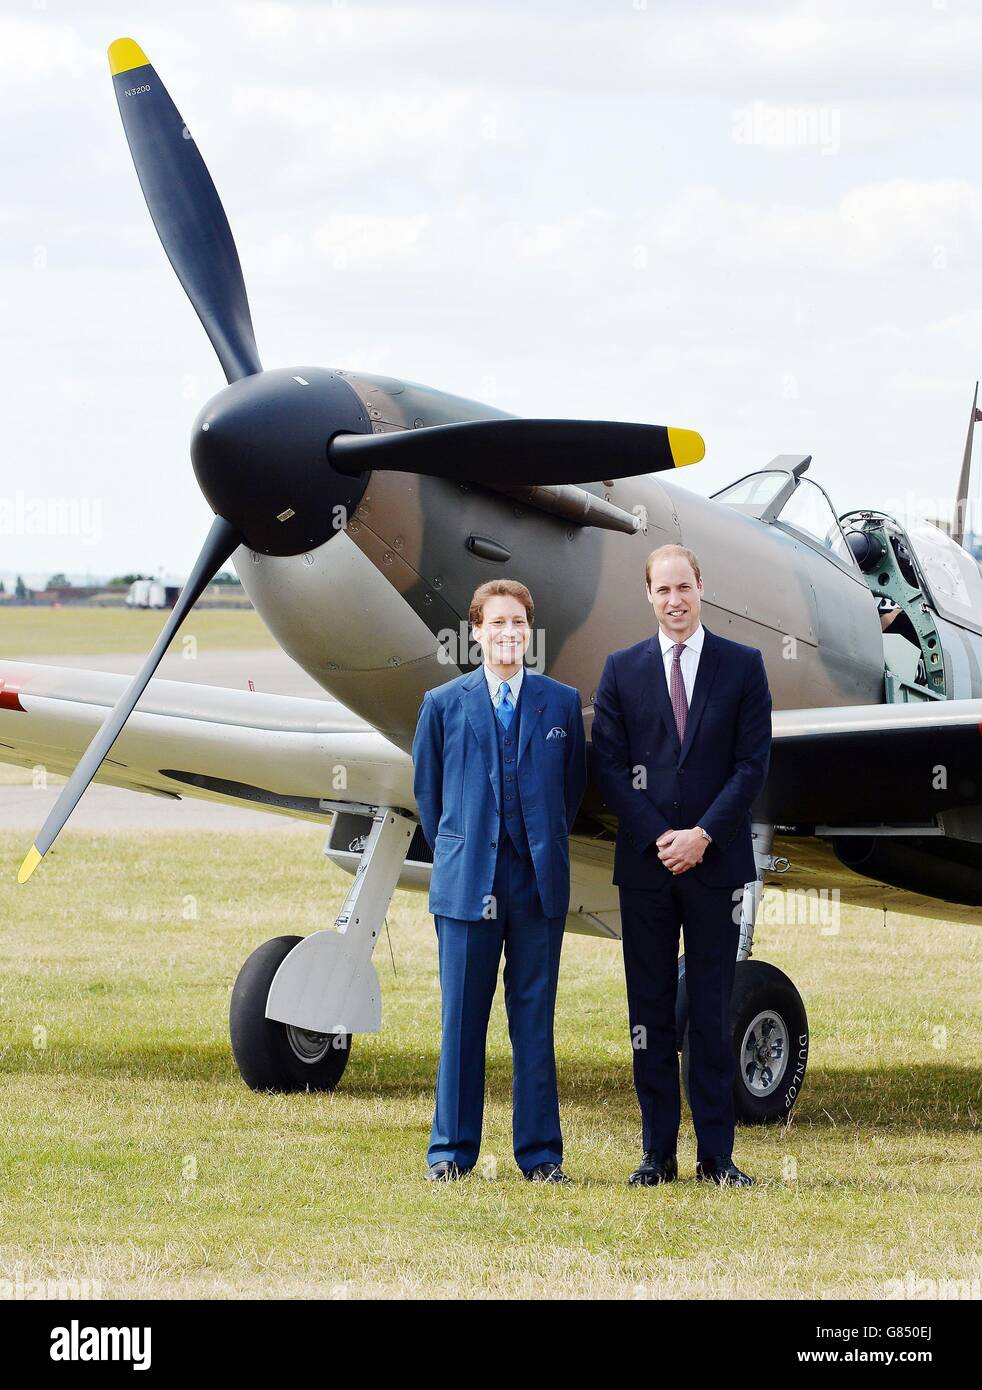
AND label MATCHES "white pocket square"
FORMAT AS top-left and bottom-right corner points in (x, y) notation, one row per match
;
(546, 726), (567, 739)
